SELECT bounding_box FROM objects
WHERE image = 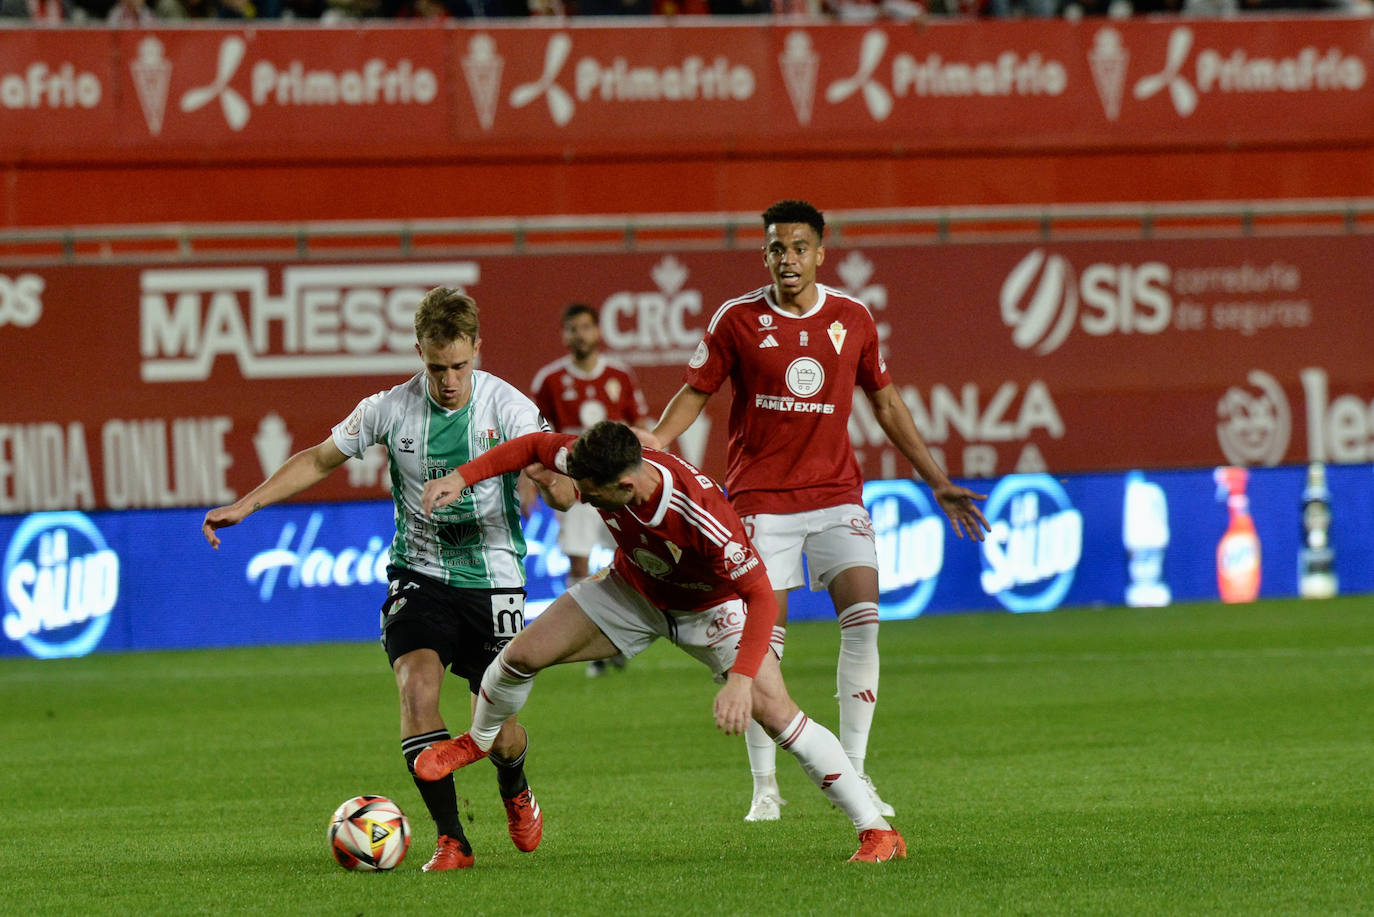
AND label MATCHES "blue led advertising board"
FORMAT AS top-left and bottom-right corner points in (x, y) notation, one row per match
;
(3, 463), (1370, 658)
